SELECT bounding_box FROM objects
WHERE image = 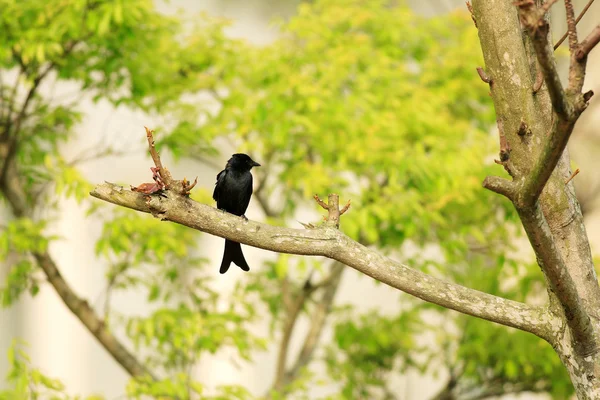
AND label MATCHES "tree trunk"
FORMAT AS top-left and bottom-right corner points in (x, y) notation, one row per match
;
(472, 1), (600, 398)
